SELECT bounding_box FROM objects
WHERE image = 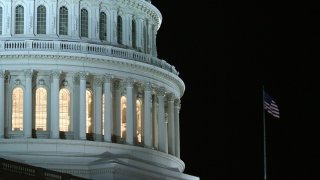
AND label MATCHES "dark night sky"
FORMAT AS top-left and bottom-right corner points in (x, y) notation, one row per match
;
(153, 1), (319, 180)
